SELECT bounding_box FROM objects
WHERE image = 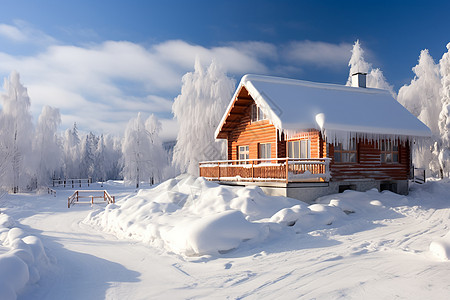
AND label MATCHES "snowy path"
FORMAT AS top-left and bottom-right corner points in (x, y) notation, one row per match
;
(3, 186), (194, 299)
(2, 180), (450, 299)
